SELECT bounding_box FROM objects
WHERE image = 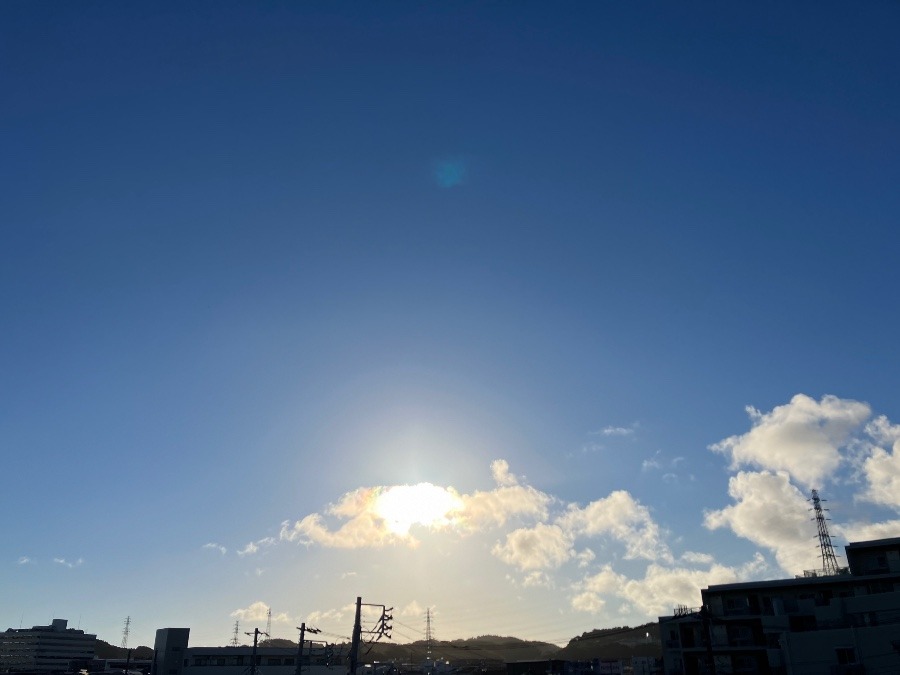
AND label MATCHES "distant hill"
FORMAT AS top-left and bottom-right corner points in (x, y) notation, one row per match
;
(95, 624), (660, 665)
(555, 623), (661, 661)
(95, 639), (154, 660)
